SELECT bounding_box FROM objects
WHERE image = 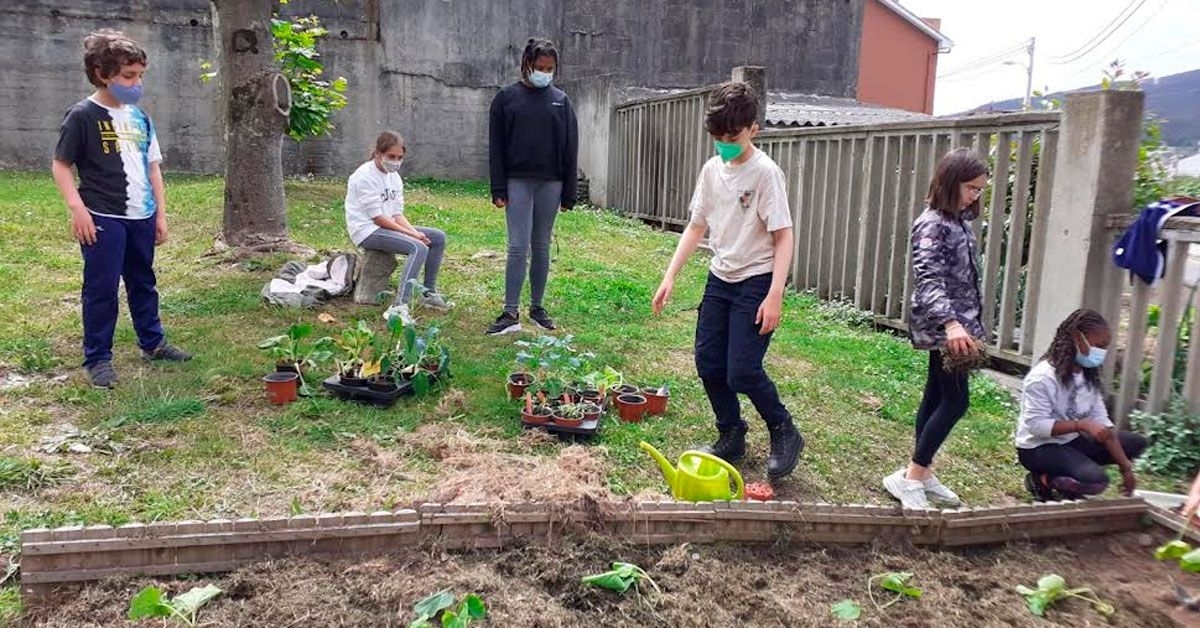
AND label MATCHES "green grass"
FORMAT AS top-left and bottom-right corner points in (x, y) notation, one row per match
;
(0, 170), (1175, 609)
